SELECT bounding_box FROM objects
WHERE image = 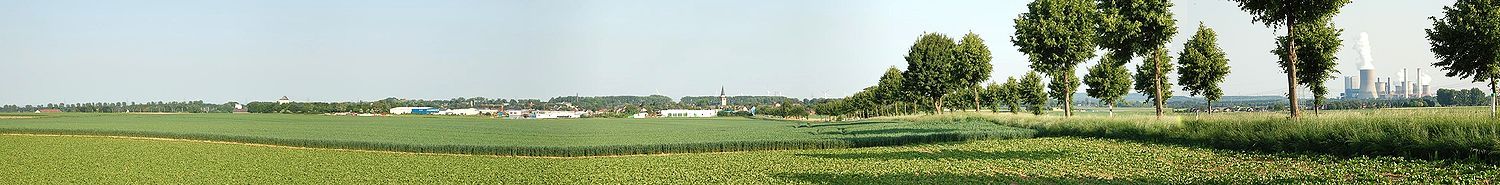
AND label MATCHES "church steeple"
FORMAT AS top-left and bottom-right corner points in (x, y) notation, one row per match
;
(719, 86), (728, 108)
